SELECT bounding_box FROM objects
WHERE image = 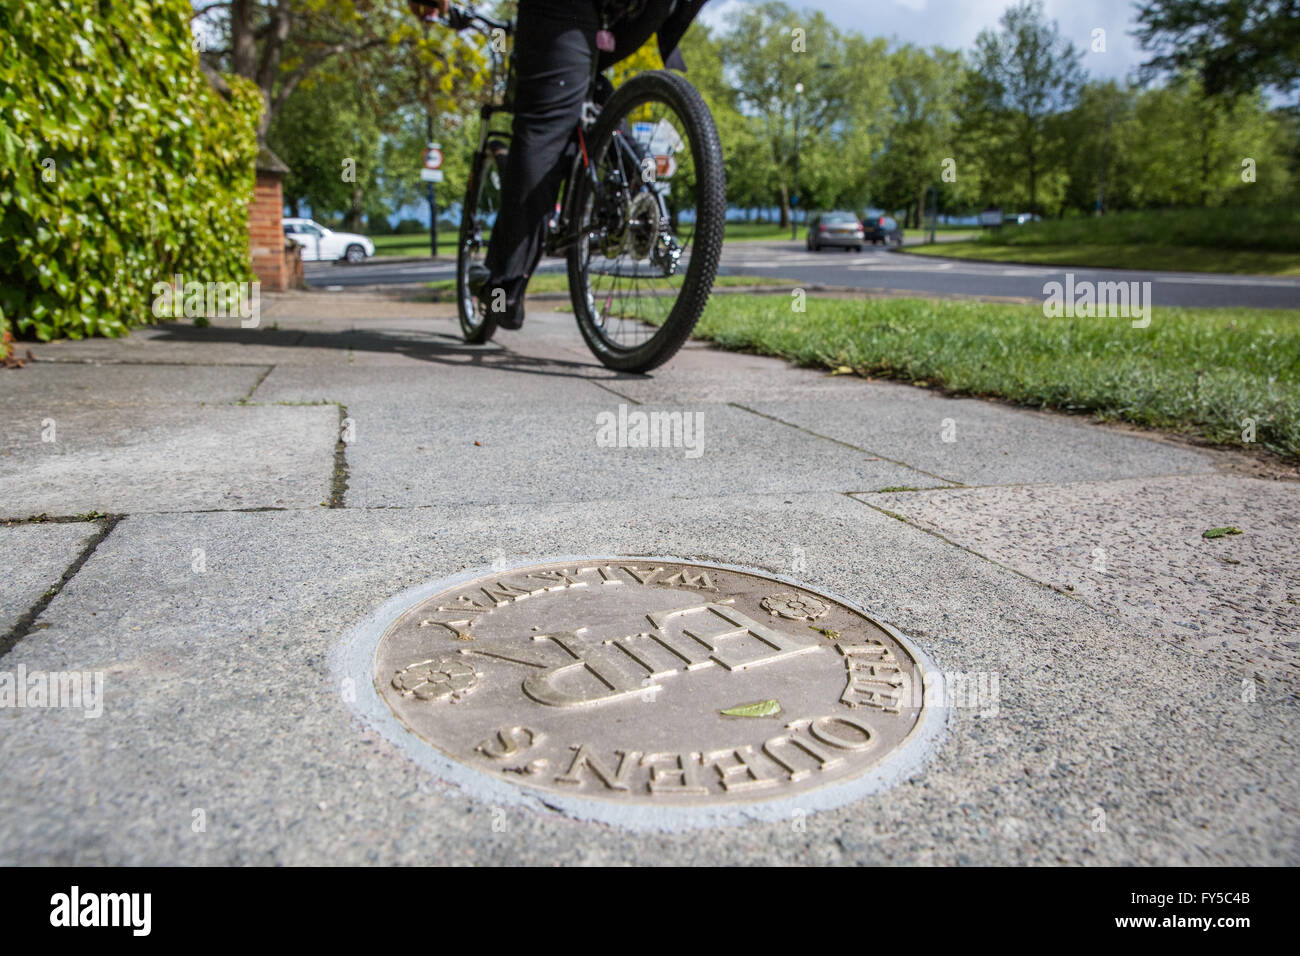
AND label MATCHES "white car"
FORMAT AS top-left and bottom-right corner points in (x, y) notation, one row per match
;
(282, 218), (374, 263)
